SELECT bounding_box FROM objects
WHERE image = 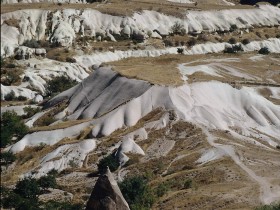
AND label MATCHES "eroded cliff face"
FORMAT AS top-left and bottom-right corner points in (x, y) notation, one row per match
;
(86, 168), (130, 210)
